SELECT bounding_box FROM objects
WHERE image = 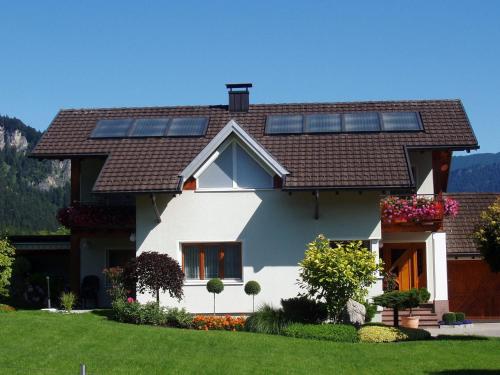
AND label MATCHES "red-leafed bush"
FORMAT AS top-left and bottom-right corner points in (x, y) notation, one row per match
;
(57, 205), (135, 229)
(125, 252), (184, 304)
